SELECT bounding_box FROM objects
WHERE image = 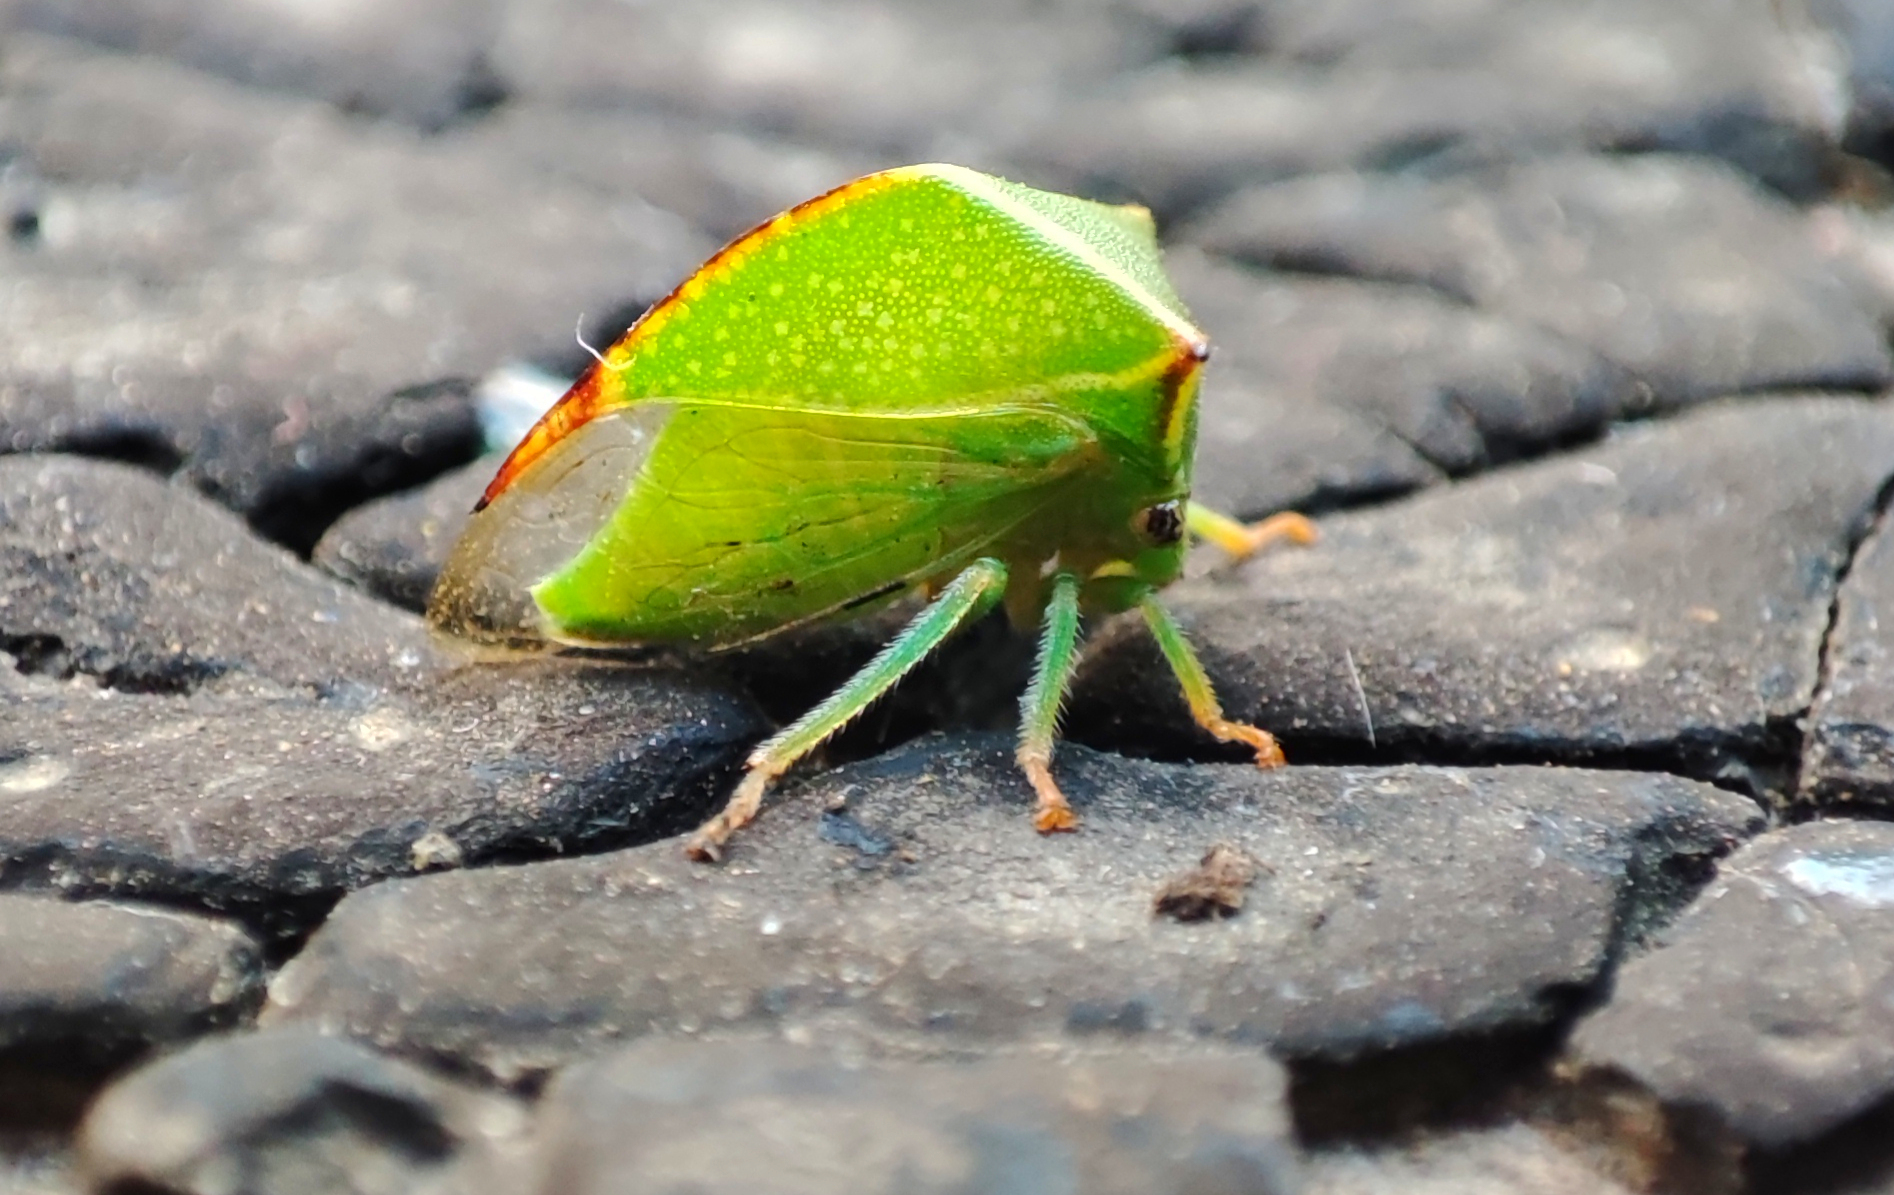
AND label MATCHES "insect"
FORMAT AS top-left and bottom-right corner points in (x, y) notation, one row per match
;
(428, 164), (1314, 861)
